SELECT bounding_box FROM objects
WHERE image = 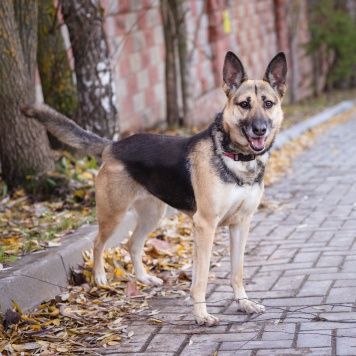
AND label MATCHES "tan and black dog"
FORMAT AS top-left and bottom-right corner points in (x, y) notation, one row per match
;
(22, 51), (287, 326)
